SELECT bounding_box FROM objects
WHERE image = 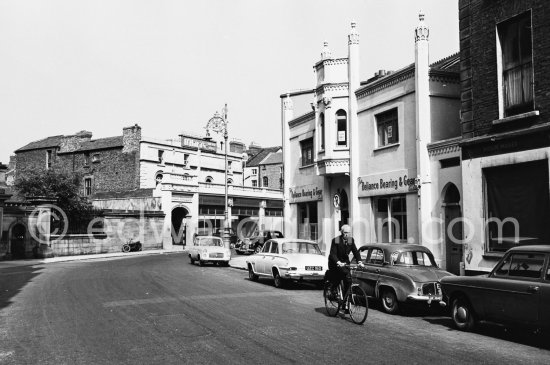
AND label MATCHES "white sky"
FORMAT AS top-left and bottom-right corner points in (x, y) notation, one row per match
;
(0, 0), (459, 163)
